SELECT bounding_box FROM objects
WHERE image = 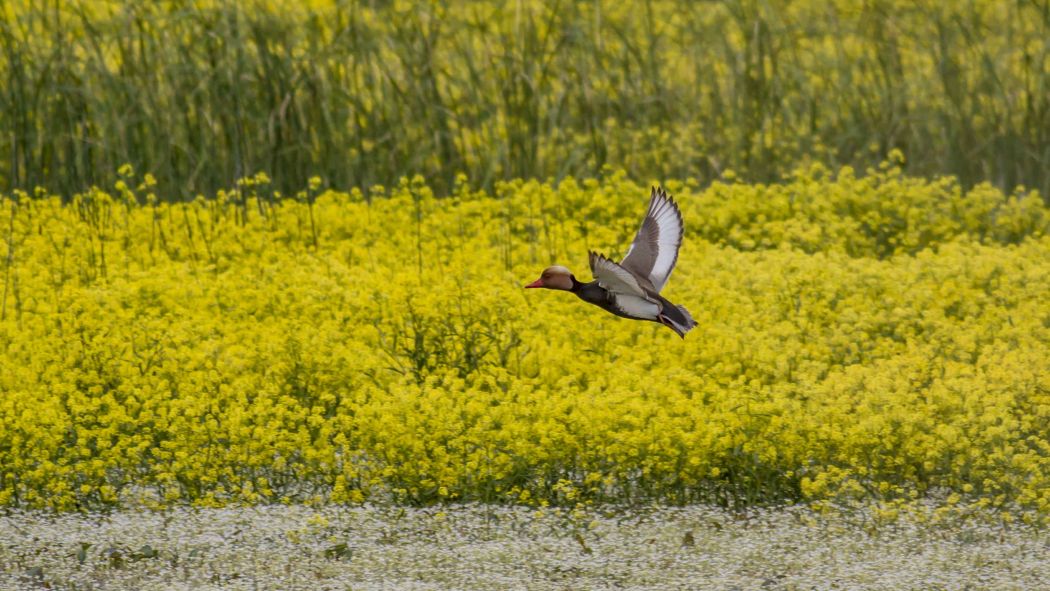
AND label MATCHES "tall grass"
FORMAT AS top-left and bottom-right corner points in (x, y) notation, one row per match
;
(1, 0), (1048, 199)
